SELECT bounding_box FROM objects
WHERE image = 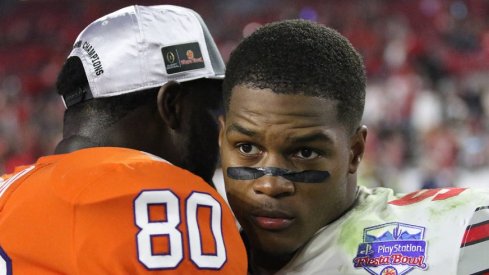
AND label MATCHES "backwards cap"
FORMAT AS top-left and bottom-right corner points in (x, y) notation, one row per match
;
(62, 5), (225, 108)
